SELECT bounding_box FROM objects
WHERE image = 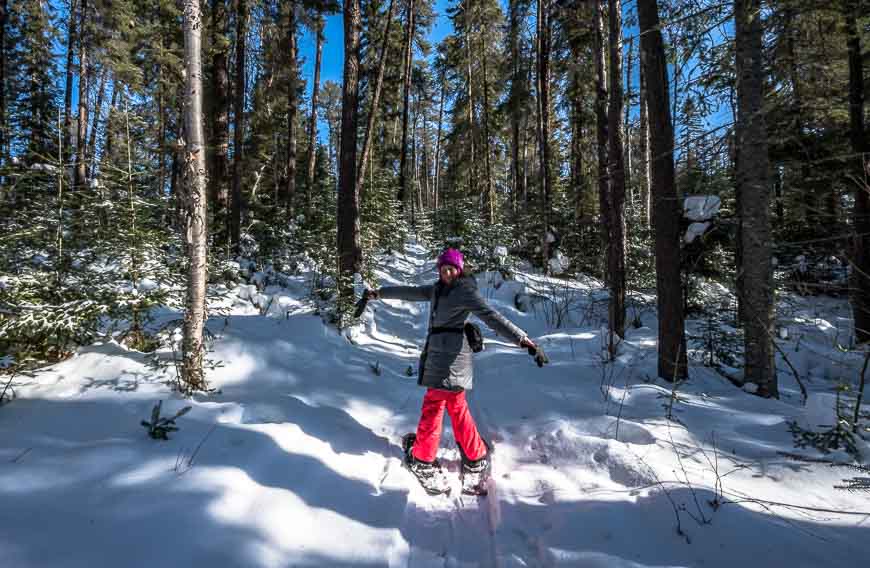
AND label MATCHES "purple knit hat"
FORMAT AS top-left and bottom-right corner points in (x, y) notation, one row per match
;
(437, 248), (464, 274)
